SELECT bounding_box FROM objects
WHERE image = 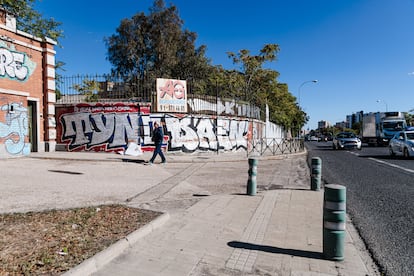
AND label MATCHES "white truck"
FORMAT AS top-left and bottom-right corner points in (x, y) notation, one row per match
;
(361, 111), (407, 146)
